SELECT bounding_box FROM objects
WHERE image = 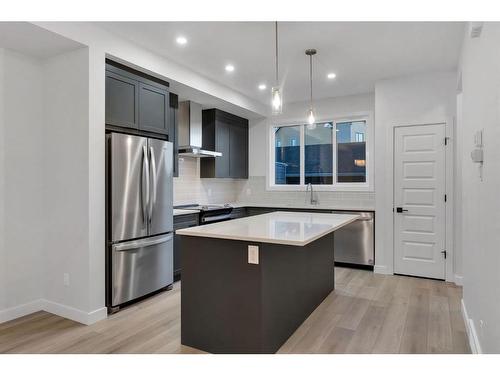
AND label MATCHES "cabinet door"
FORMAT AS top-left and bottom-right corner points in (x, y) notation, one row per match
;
(173, 215), (199, 278)
(106, 71), (139, 129)
(139, 82), (169, 135)
(169, 94), (179, 177)
(215, 121), (230, 177)
(229, 124), (248, 178)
